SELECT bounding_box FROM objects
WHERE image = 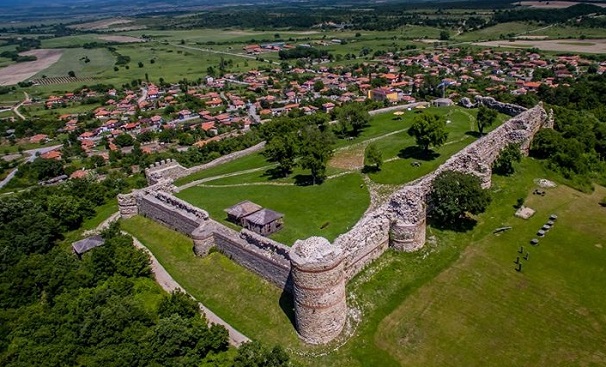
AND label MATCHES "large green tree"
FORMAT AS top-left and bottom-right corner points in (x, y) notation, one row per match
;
(407, 112), (448, 152)
(476, 105), (498, 135)
(336, 103), (371, 137)
(430, 170), (491, 228)
(299, 124), (335, 184)
(364, 143), (383, 171)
